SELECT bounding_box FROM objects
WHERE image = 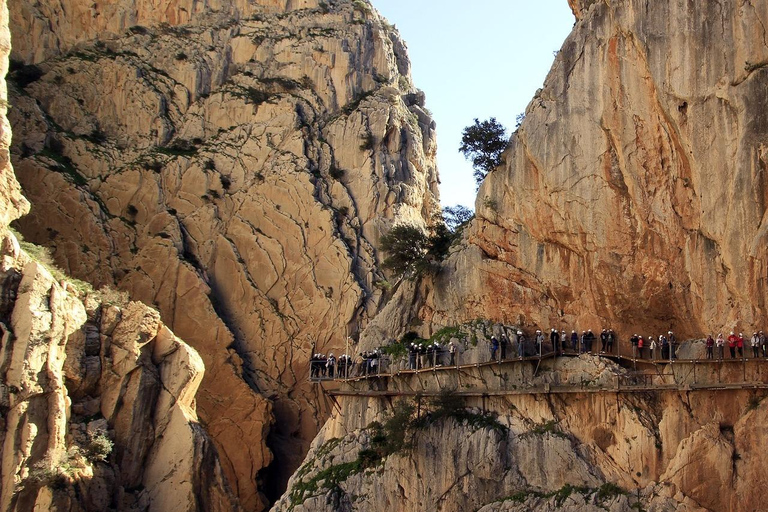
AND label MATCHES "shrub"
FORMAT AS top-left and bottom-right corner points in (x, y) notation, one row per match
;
(83, 431), (113, 462)
(359, 132), (374, 151)
(329, 165), (345, 180)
